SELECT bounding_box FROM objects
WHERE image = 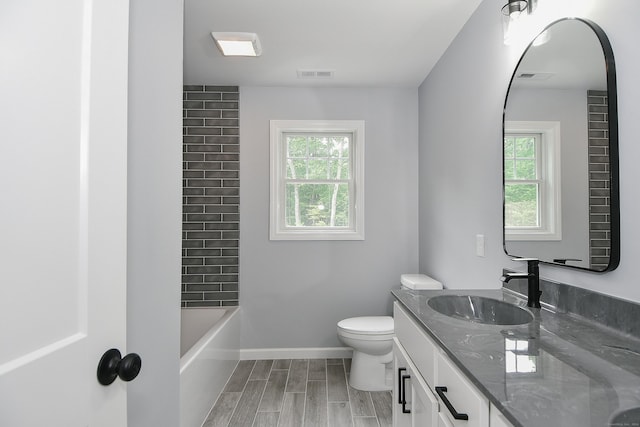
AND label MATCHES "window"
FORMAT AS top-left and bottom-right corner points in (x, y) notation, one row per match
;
(504, 121), (561, 241)
(270, 120), (364, 240)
